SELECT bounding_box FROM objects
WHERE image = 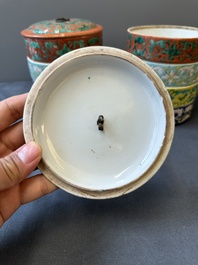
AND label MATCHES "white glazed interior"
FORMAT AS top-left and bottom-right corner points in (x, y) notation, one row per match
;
(31, 53), (166, 191)
(130, 26), (198, 38)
